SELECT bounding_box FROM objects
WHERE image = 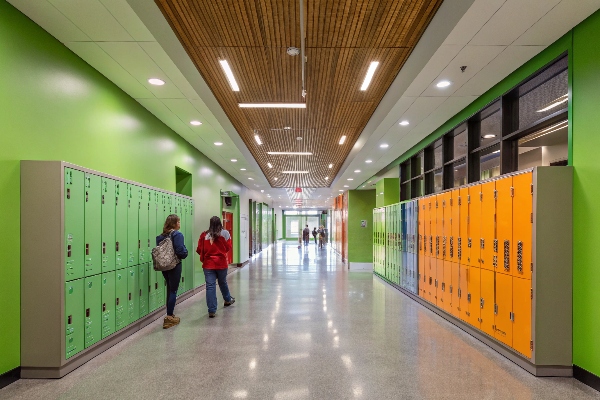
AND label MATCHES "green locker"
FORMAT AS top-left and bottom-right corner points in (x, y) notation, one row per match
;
(115, 182), (128, 270)
(156, 270), (165, 308)
(178, 260), (186, 296)
(84, 274), (102, 348)
(84, 174), (102, 277)
(149, 191), (158, 250)
(65, 168), (85, 281)
(138, 188), (150, 264)
(127, 266), (139, 323)
(115, 268), (128, 331)
(101, 272), (116, 339)
(149, 265), (158, 312)
(127, 185), (139, 267)
(65, 278), (84, 359)
(138, 263), (149, 317)
(185, 199), (194, 291)
(101, 178), (116, 272)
